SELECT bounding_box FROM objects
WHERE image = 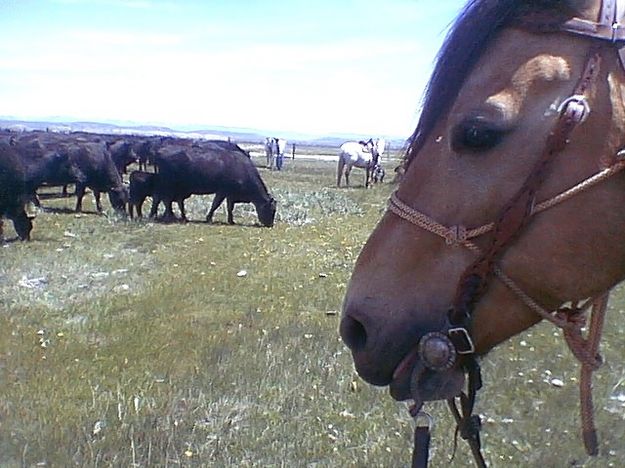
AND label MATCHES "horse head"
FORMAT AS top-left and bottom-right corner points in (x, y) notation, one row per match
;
(341, 0), (625, 455)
